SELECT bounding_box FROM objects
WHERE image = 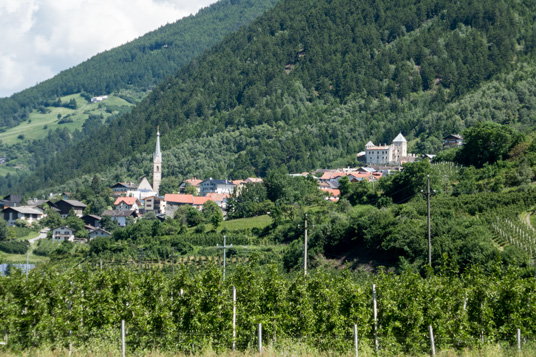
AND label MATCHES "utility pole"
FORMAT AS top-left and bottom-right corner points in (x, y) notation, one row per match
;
(217, 235), (232, 281)
(426, 175), (432, 267)
(171, 247), (175, 278)
(26, 242), (30, 278)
